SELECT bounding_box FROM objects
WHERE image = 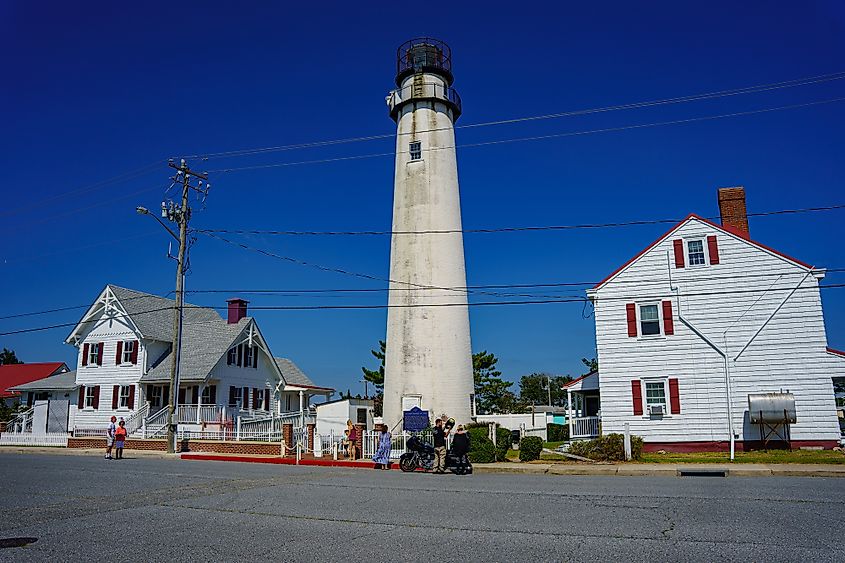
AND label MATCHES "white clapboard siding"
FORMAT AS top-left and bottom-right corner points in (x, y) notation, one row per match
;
(593, 217), (840, 444)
